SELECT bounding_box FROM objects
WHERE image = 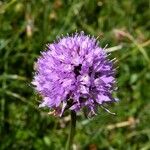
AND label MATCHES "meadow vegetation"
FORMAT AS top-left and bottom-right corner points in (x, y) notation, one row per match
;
(0, 0), (150, 149)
